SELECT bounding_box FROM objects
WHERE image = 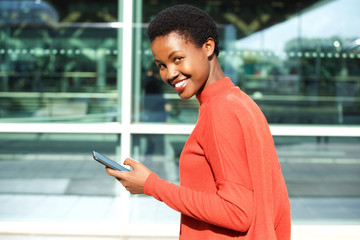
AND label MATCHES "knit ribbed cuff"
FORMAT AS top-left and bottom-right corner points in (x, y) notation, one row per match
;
(144, 172), (159, 196)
